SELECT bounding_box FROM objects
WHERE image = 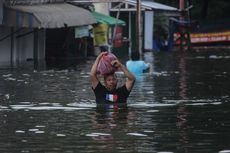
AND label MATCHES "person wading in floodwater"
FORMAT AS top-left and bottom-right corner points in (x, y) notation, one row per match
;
(90, 52), (135, 104)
